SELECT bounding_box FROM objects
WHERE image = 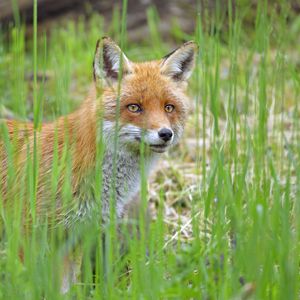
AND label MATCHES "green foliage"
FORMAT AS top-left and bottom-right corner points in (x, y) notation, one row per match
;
(0, 1), (300, 299)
